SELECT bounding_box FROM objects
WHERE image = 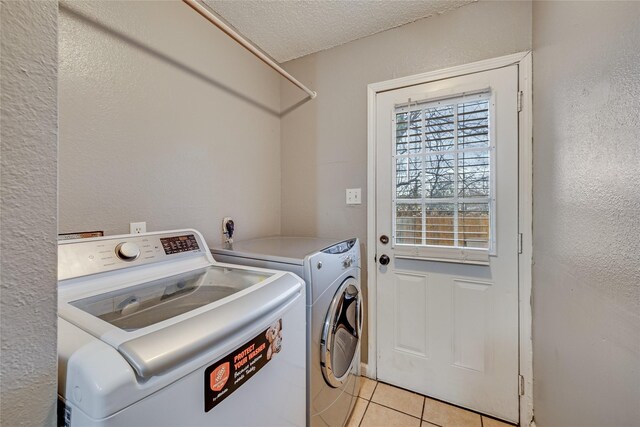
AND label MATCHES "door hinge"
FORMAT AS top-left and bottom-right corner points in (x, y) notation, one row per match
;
(519, 375), (525, 396)
(517, 91), (523, 112)
(517, 233), (523, 254)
